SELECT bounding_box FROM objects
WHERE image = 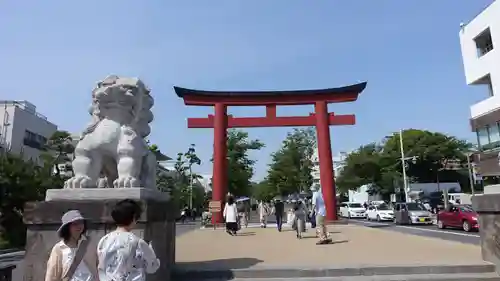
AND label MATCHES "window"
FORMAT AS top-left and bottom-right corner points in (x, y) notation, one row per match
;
(477, 123), (500, 151)
(475, 28), (494, 57)
(488, 79), (494, 97)
(23, 130), (47, 150)
(489, 124), (500, 143)
(478, 127), (490, 147)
